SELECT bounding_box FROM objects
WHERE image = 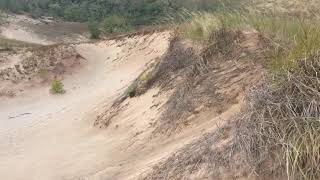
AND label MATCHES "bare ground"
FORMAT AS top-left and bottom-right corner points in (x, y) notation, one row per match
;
(0, 31), (172, 180)
(0, 14), (270, 179)
(94, 30), (268, 180)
